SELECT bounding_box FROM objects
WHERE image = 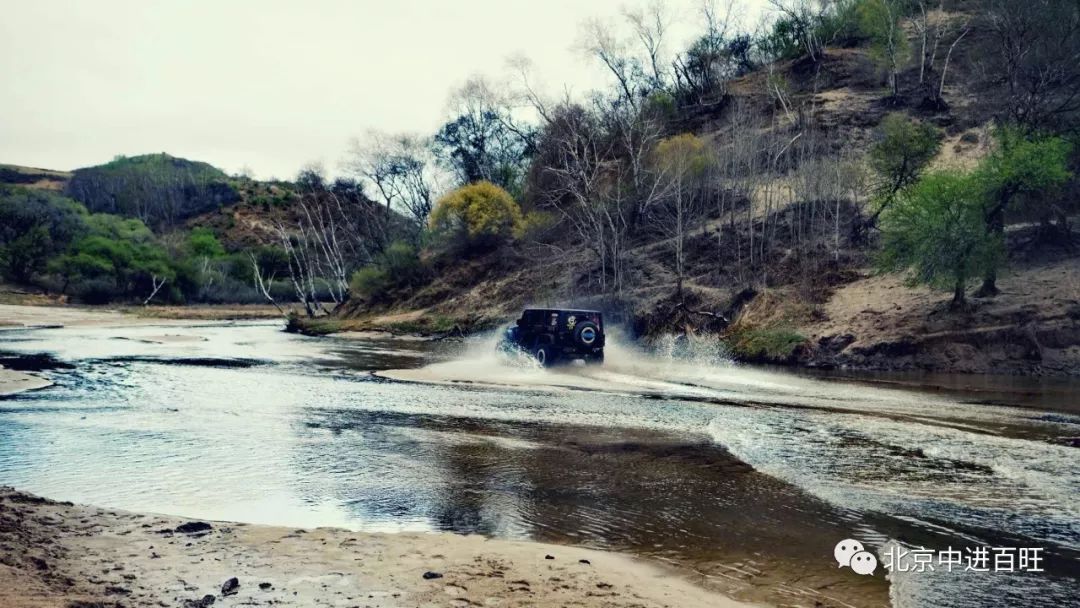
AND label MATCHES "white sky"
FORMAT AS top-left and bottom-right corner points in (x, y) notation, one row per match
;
(1, 0), (768, 179)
